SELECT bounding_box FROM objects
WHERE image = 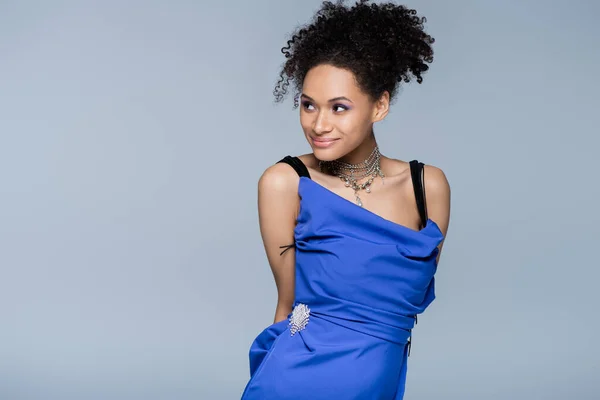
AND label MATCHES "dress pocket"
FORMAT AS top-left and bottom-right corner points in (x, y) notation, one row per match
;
(241, 320), (289, 399)
(248, 319), (288, 377)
